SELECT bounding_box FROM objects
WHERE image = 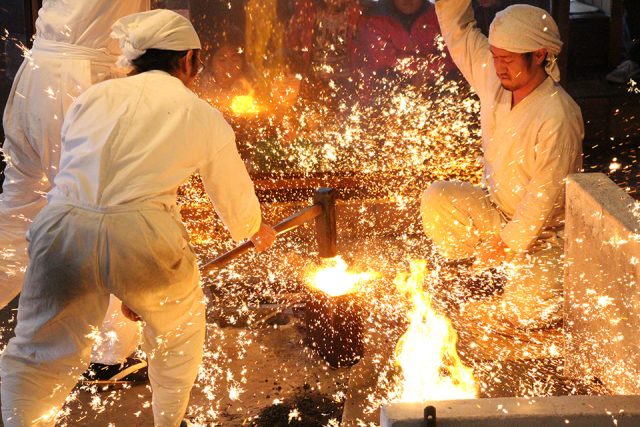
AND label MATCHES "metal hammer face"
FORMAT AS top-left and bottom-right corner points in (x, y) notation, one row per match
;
(313, 187), (337, 258)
